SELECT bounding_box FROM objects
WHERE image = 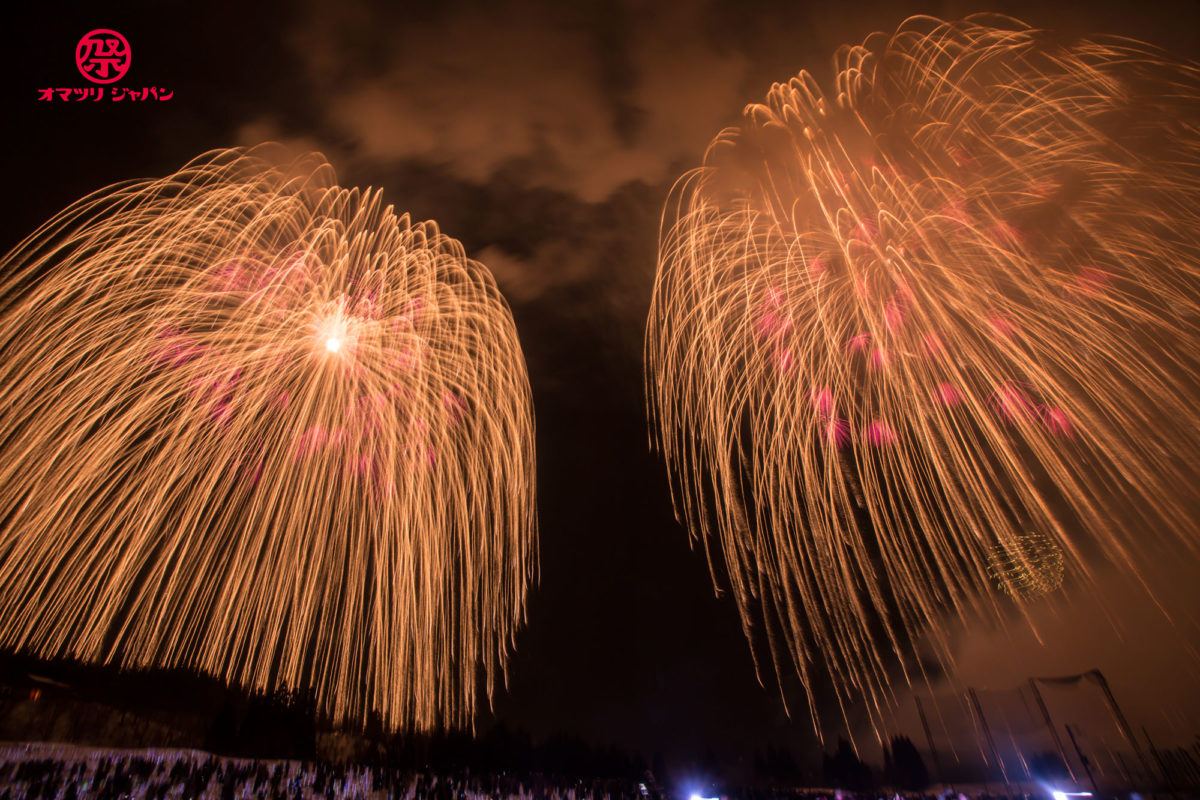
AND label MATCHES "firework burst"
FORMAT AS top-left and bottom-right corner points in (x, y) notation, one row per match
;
(646, 17), (1200, 734)
(987, 533), (1065, 600)
(0, 147), (537, 731)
